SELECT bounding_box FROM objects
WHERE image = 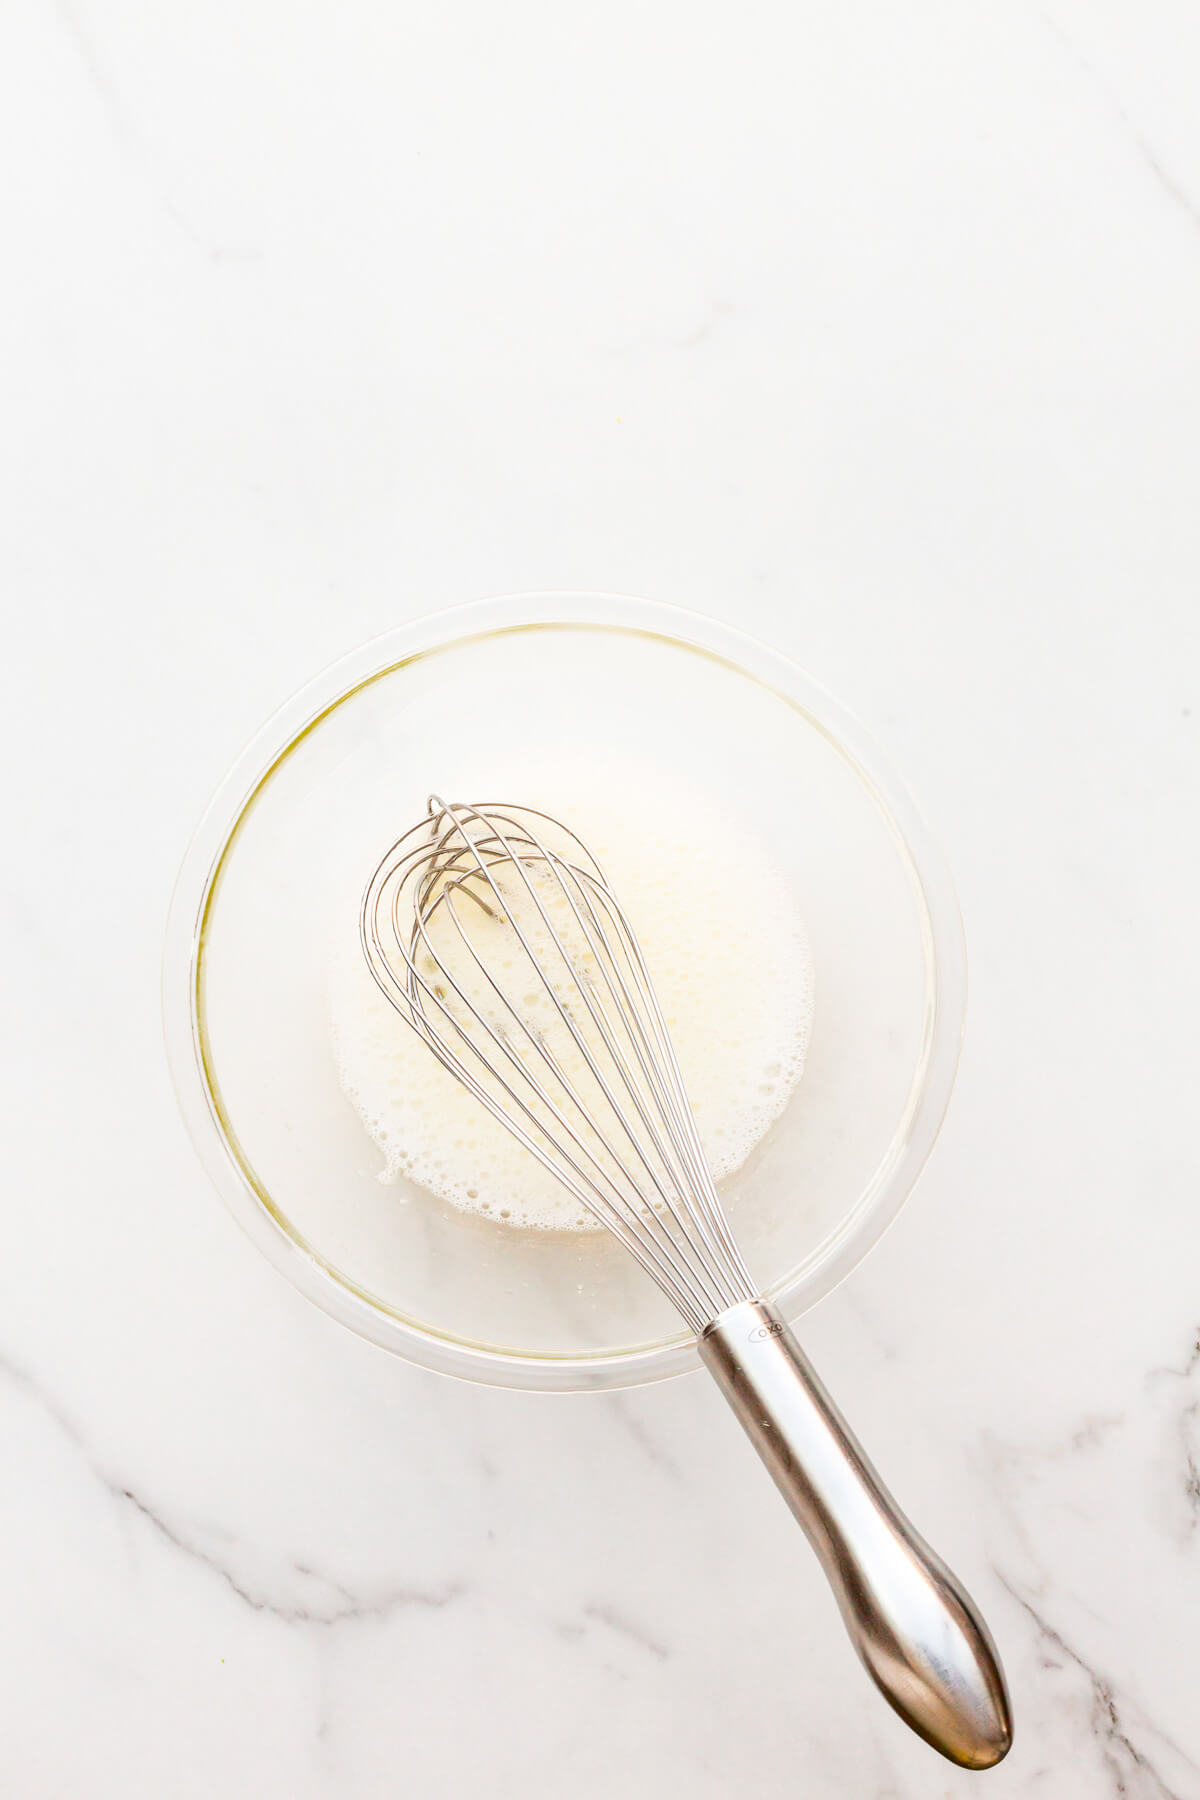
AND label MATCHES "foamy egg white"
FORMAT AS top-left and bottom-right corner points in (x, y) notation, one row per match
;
(330, 775), (813, 1231)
